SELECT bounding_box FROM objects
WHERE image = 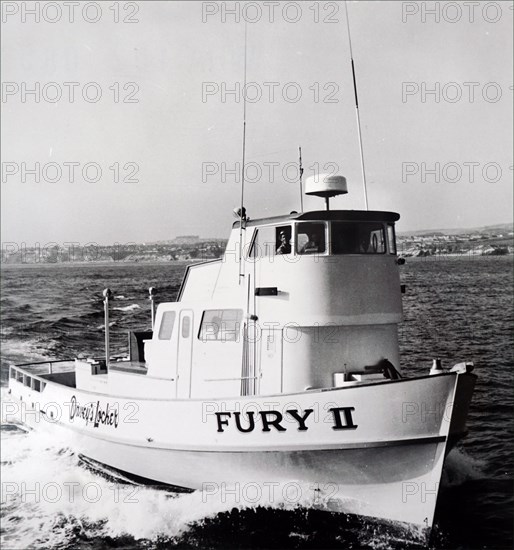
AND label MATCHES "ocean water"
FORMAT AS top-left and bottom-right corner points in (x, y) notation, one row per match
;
(1, 258), (512, 549)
